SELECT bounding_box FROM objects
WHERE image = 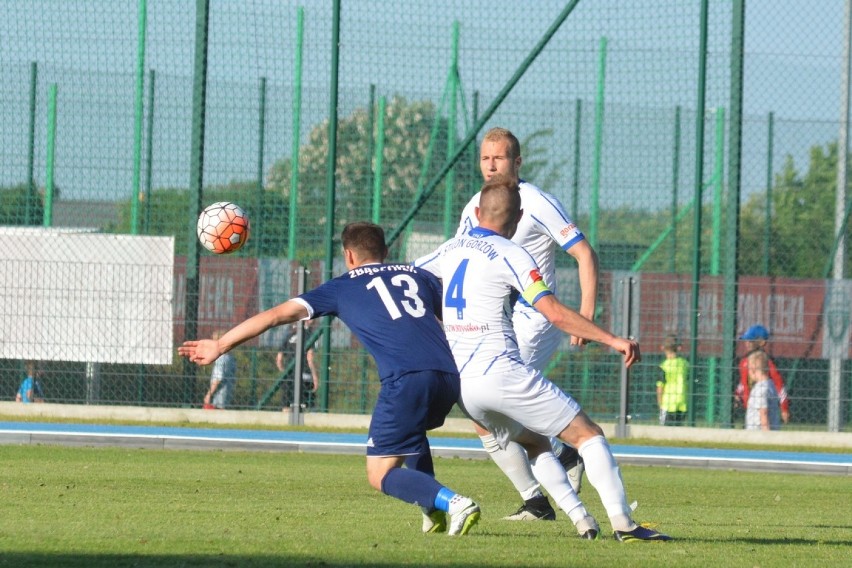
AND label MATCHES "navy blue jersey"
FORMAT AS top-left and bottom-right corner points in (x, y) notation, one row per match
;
(296, 263), (458, 383)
